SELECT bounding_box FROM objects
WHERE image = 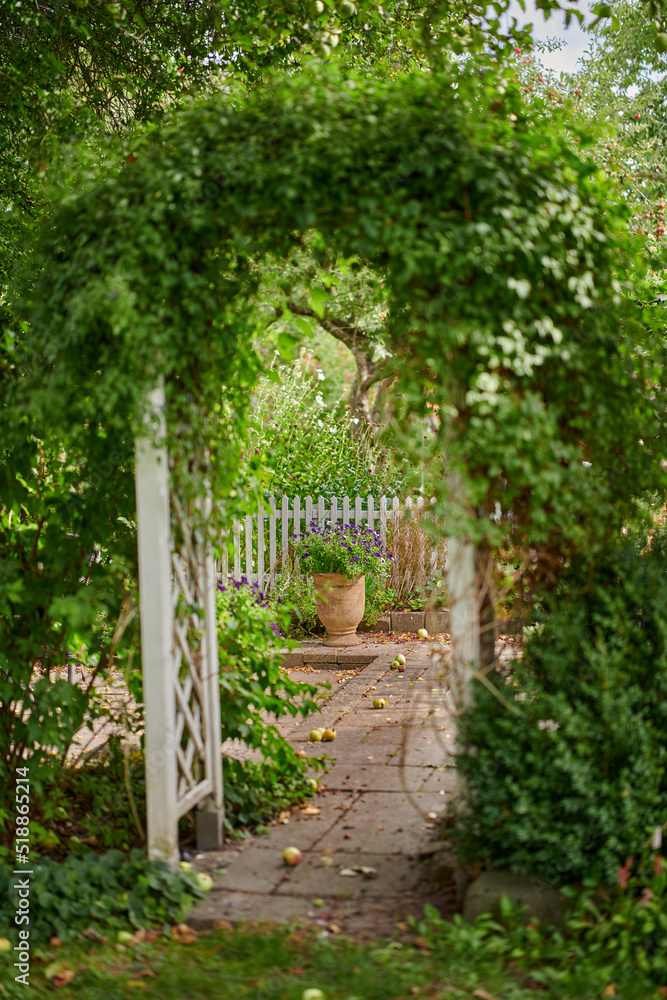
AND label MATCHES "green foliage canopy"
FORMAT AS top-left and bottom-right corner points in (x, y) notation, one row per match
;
(16, 60), (667, 556)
